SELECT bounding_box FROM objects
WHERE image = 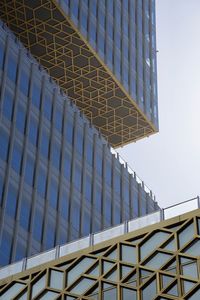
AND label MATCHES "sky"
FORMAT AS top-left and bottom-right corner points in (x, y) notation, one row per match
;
(118, 0), (200, 209)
